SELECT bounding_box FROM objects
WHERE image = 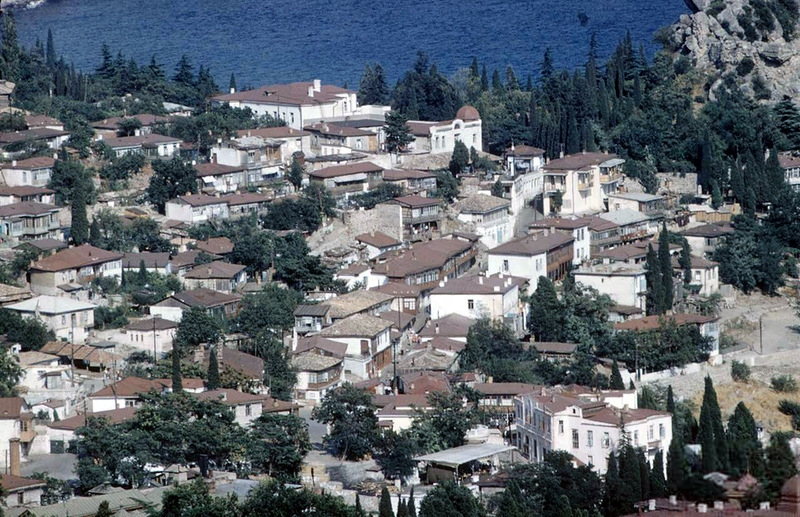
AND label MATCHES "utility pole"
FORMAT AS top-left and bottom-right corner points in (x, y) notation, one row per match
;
(153, 316), (158, 363)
